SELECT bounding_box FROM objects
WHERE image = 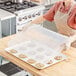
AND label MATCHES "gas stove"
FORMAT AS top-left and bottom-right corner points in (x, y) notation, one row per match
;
(0, 1), (45, 33)
(0, 1), (38, 13)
